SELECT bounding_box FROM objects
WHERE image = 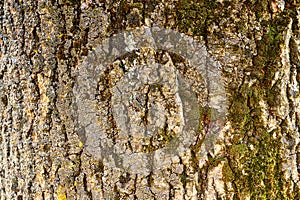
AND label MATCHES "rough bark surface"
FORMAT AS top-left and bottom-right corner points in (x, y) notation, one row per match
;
(0, 0), (299, 199)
